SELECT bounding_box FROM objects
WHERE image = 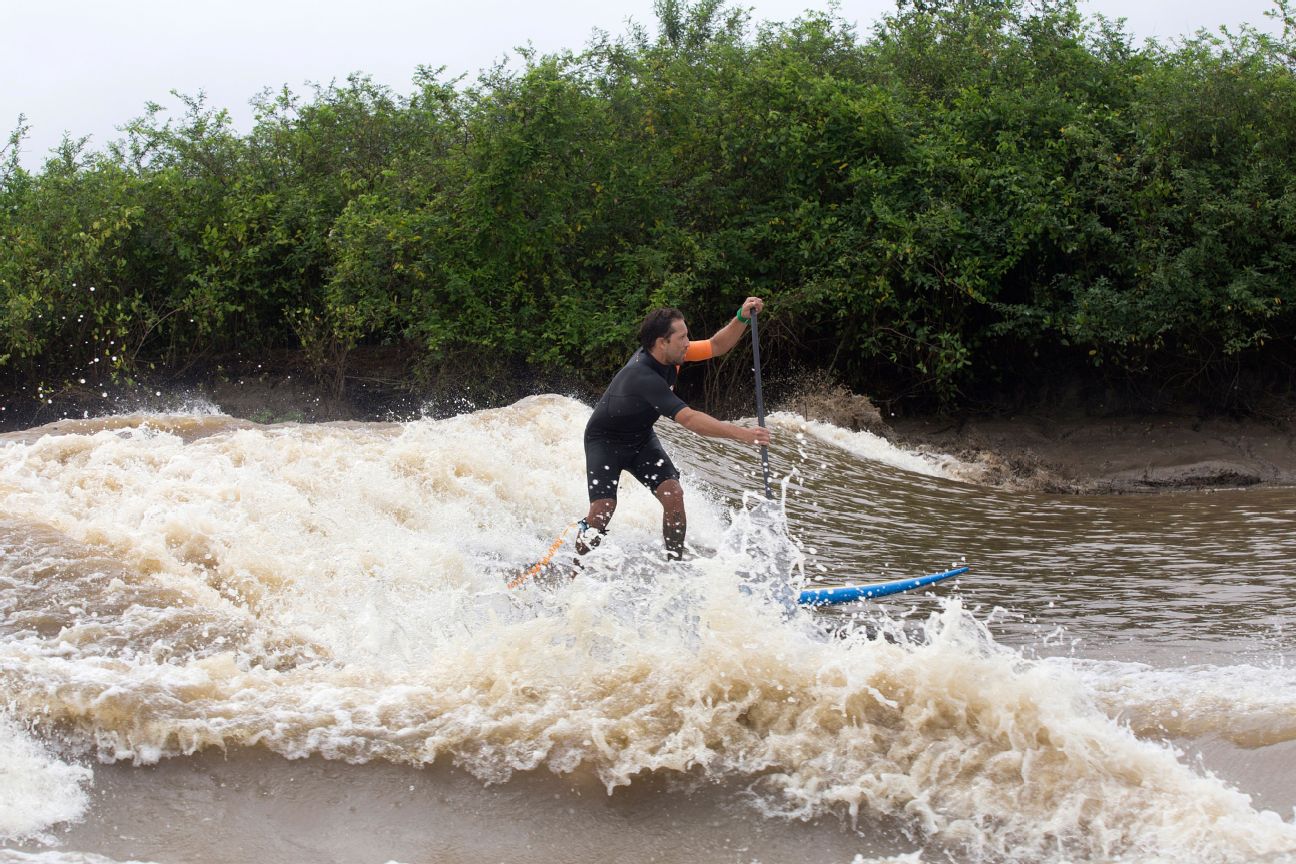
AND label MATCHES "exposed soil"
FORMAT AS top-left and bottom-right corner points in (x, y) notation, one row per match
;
(4, 351), (1294, 494)
(885, 409), (1296, 493)
(911, 412), (1296, 492)
(771, 381), (1296, 493)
